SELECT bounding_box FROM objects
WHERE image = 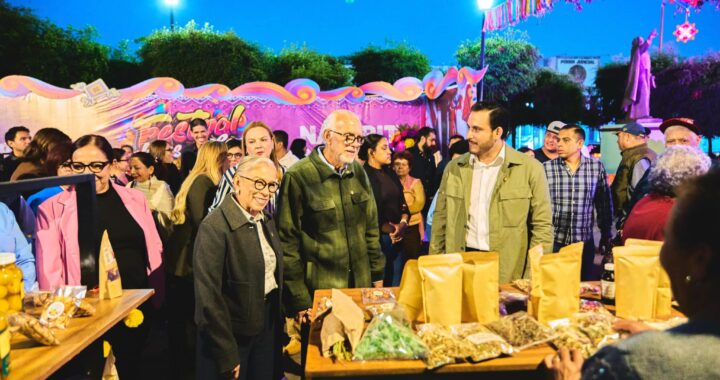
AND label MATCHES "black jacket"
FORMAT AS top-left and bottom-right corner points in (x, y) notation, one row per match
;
(193, 195), (283, 375)
(180, 144), (198, 178)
